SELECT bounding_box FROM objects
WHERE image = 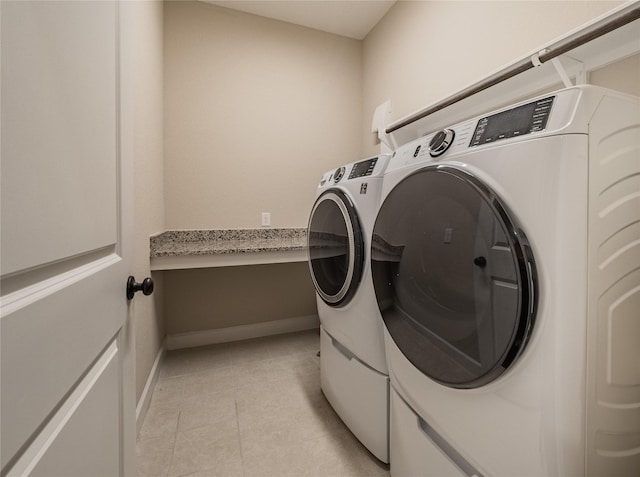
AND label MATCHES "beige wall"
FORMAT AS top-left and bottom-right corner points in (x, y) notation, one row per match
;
(590, 52), (640, 95)
(130, 1), (166, 403)
(164, 1), (363, 230)
(361, 1), (627, 155)
(164, 263), (317, 334)
(162, 1), (354, 337)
